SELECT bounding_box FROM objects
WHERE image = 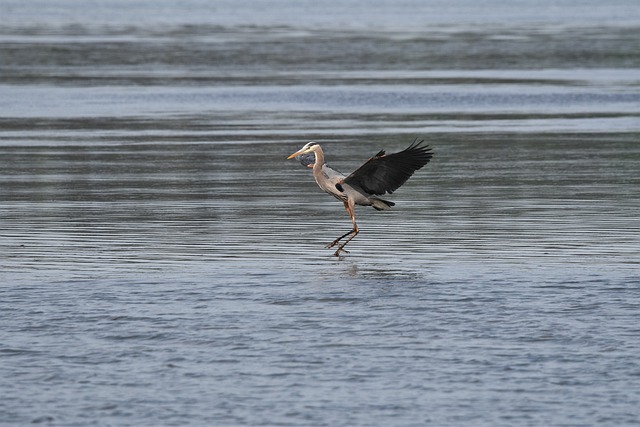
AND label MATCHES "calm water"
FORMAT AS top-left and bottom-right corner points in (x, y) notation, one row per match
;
(1, 1), (640, 426)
